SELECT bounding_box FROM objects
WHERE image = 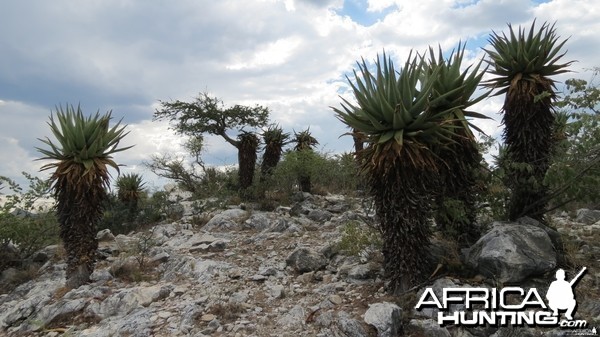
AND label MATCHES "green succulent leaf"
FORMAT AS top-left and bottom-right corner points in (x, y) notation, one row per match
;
(484, 20), (574, 94)
(36, 104), (133, 175)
